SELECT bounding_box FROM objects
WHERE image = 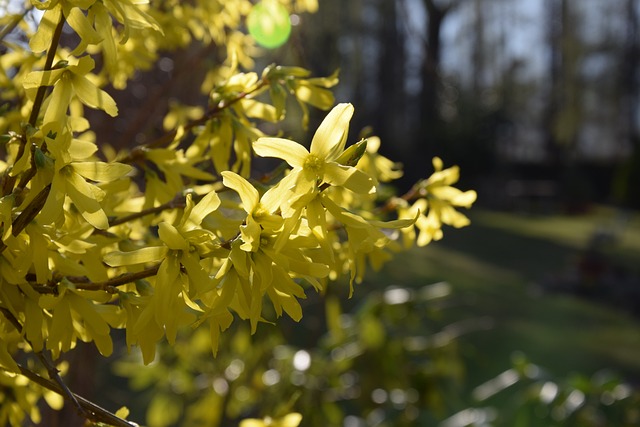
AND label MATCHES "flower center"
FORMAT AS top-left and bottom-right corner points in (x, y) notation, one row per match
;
(303, 154), (324, 176)
(253, 204), (269, 219)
